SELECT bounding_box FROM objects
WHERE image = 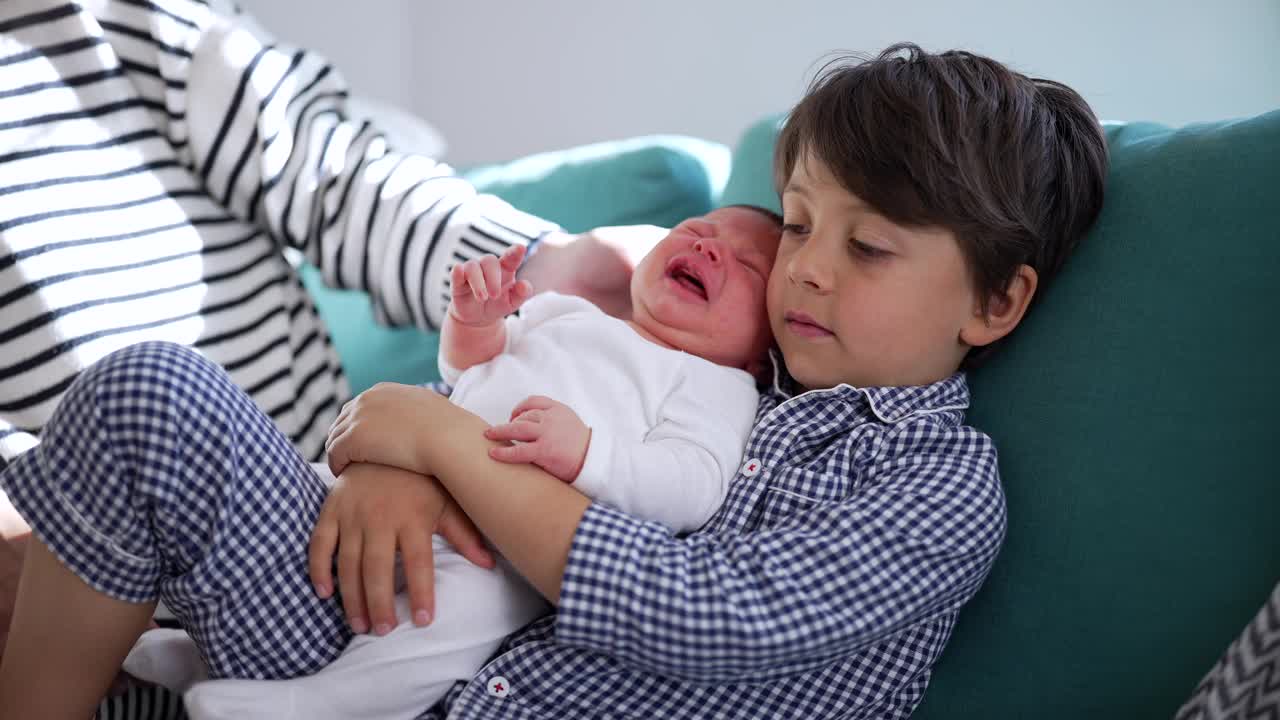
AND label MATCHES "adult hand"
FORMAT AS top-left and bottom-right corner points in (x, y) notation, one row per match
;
(518, 226), (669, 319)
(326, 382), (451, 477)
(308, 463), (494, 635)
